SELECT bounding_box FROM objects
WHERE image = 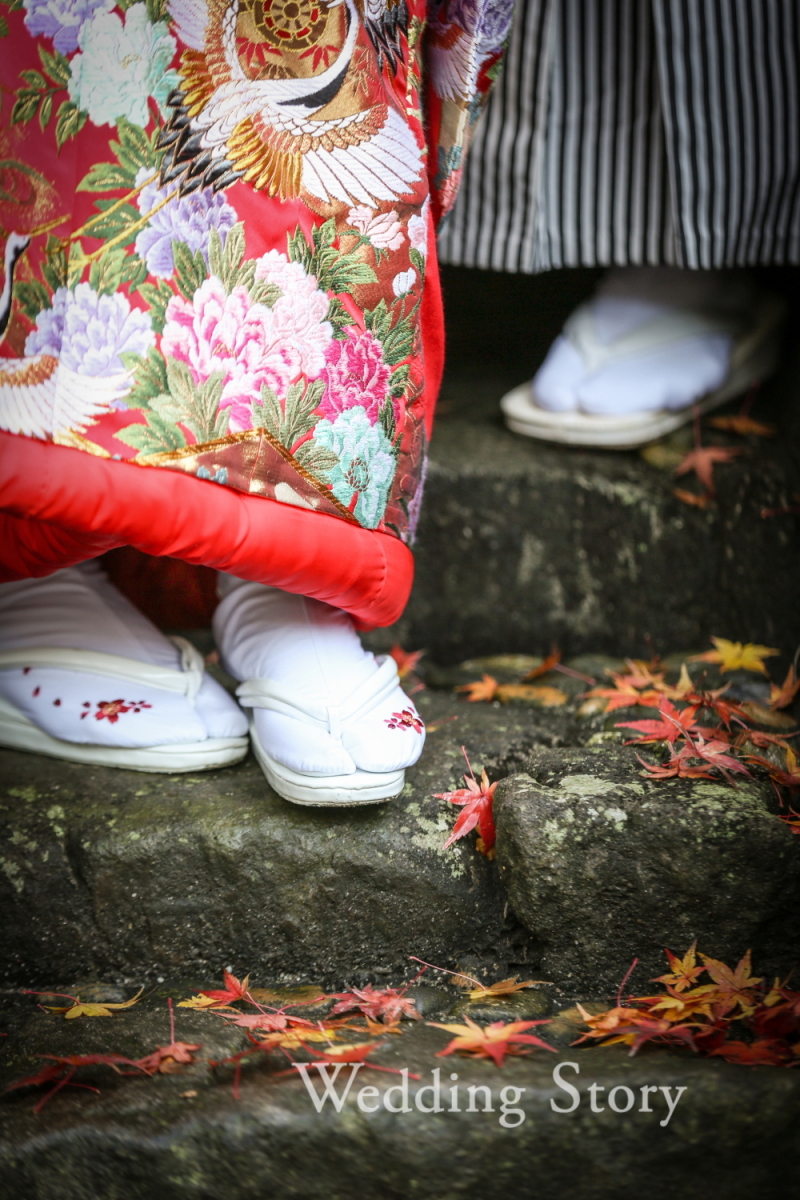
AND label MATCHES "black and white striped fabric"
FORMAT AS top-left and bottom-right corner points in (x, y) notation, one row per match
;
(437, 0), (800, 273)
